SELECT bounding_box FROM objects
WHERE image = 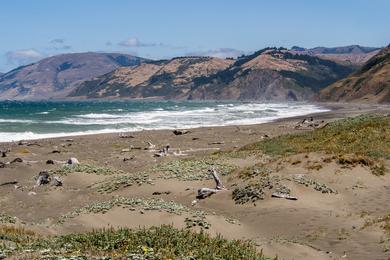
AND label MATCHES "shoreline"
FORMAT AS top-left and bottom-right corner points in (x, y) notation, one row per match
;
(1, 102), (388, 144)
(1, 102), (390, 260)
